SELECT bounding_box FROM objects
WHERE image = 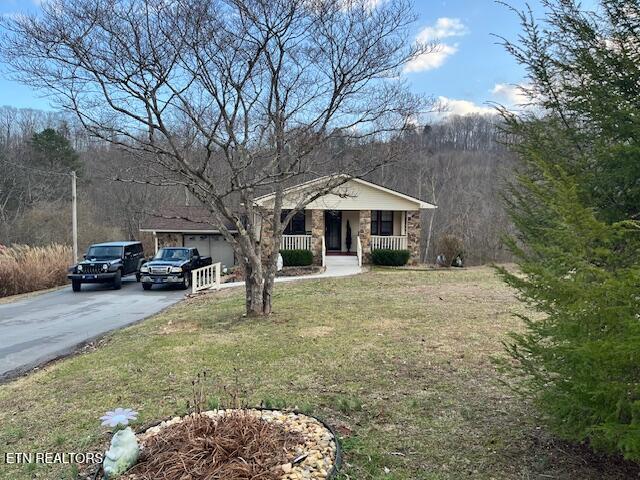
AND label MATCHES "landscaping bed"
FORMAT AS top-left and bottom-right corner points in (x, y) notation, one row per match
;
(89, 409), (339, 480)
(277, 265), (324, 277)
